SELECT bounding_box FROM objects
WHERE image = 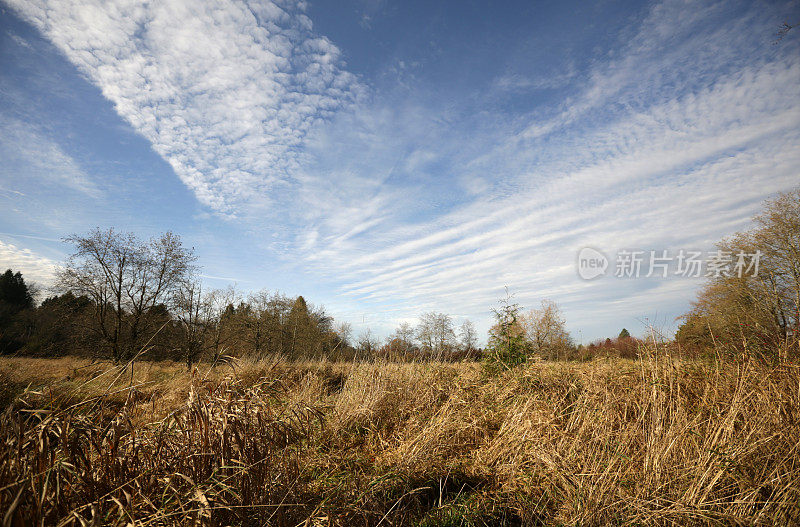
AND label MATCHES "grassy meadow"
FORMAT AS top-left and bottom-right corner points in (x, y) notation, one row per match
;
(0, 350), (798, 526)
